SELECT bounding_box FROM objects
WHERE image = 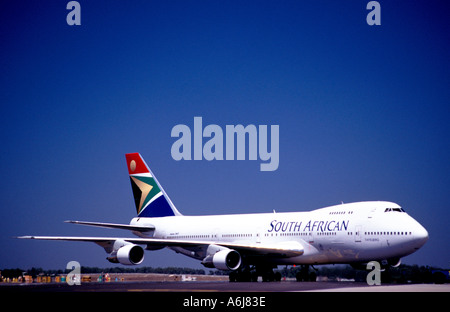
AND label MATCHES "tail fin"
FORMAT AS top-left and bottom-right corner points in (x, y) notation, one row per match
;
(125, 153), (182, 218)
